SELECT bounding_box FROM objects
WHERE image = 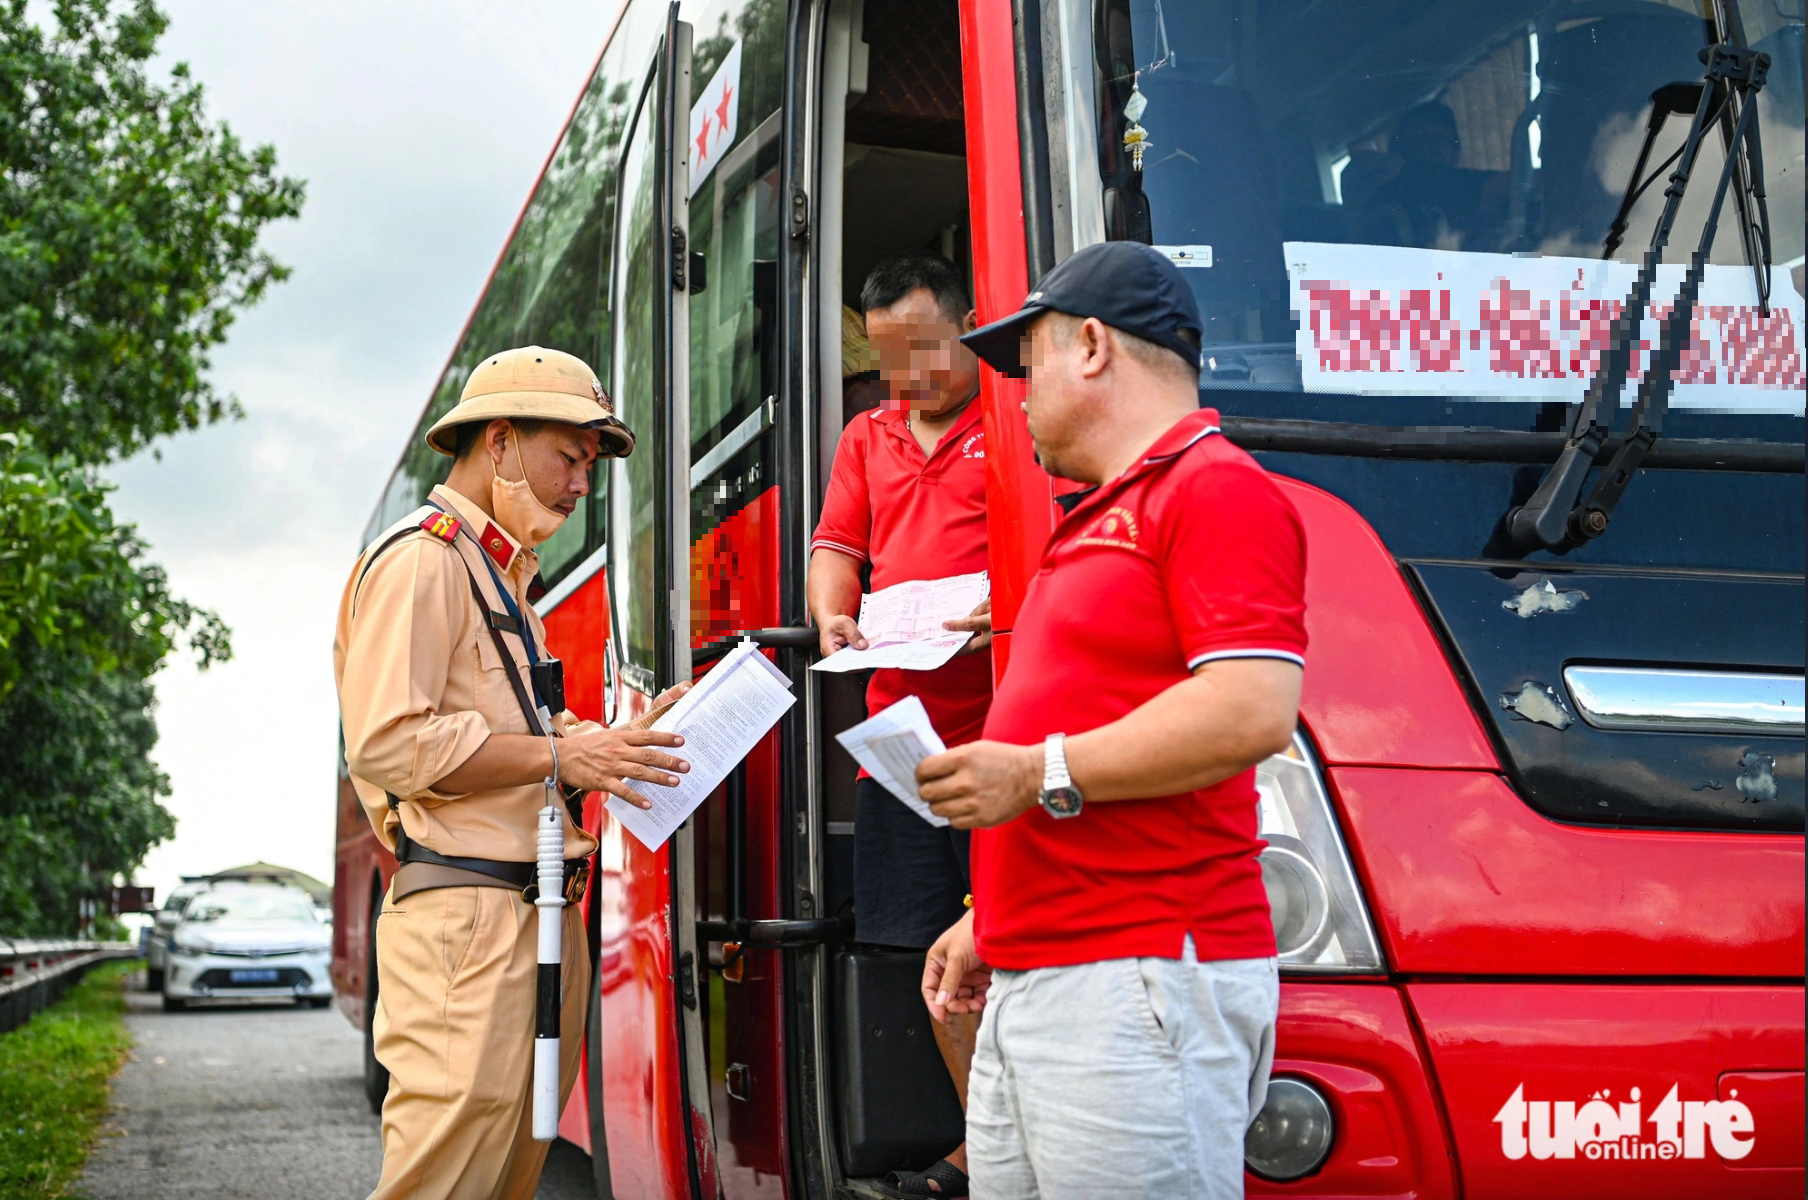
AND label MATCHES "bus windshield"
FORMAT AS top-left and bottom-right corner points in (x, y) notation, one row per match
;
(1078, 0), (1805, 437)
